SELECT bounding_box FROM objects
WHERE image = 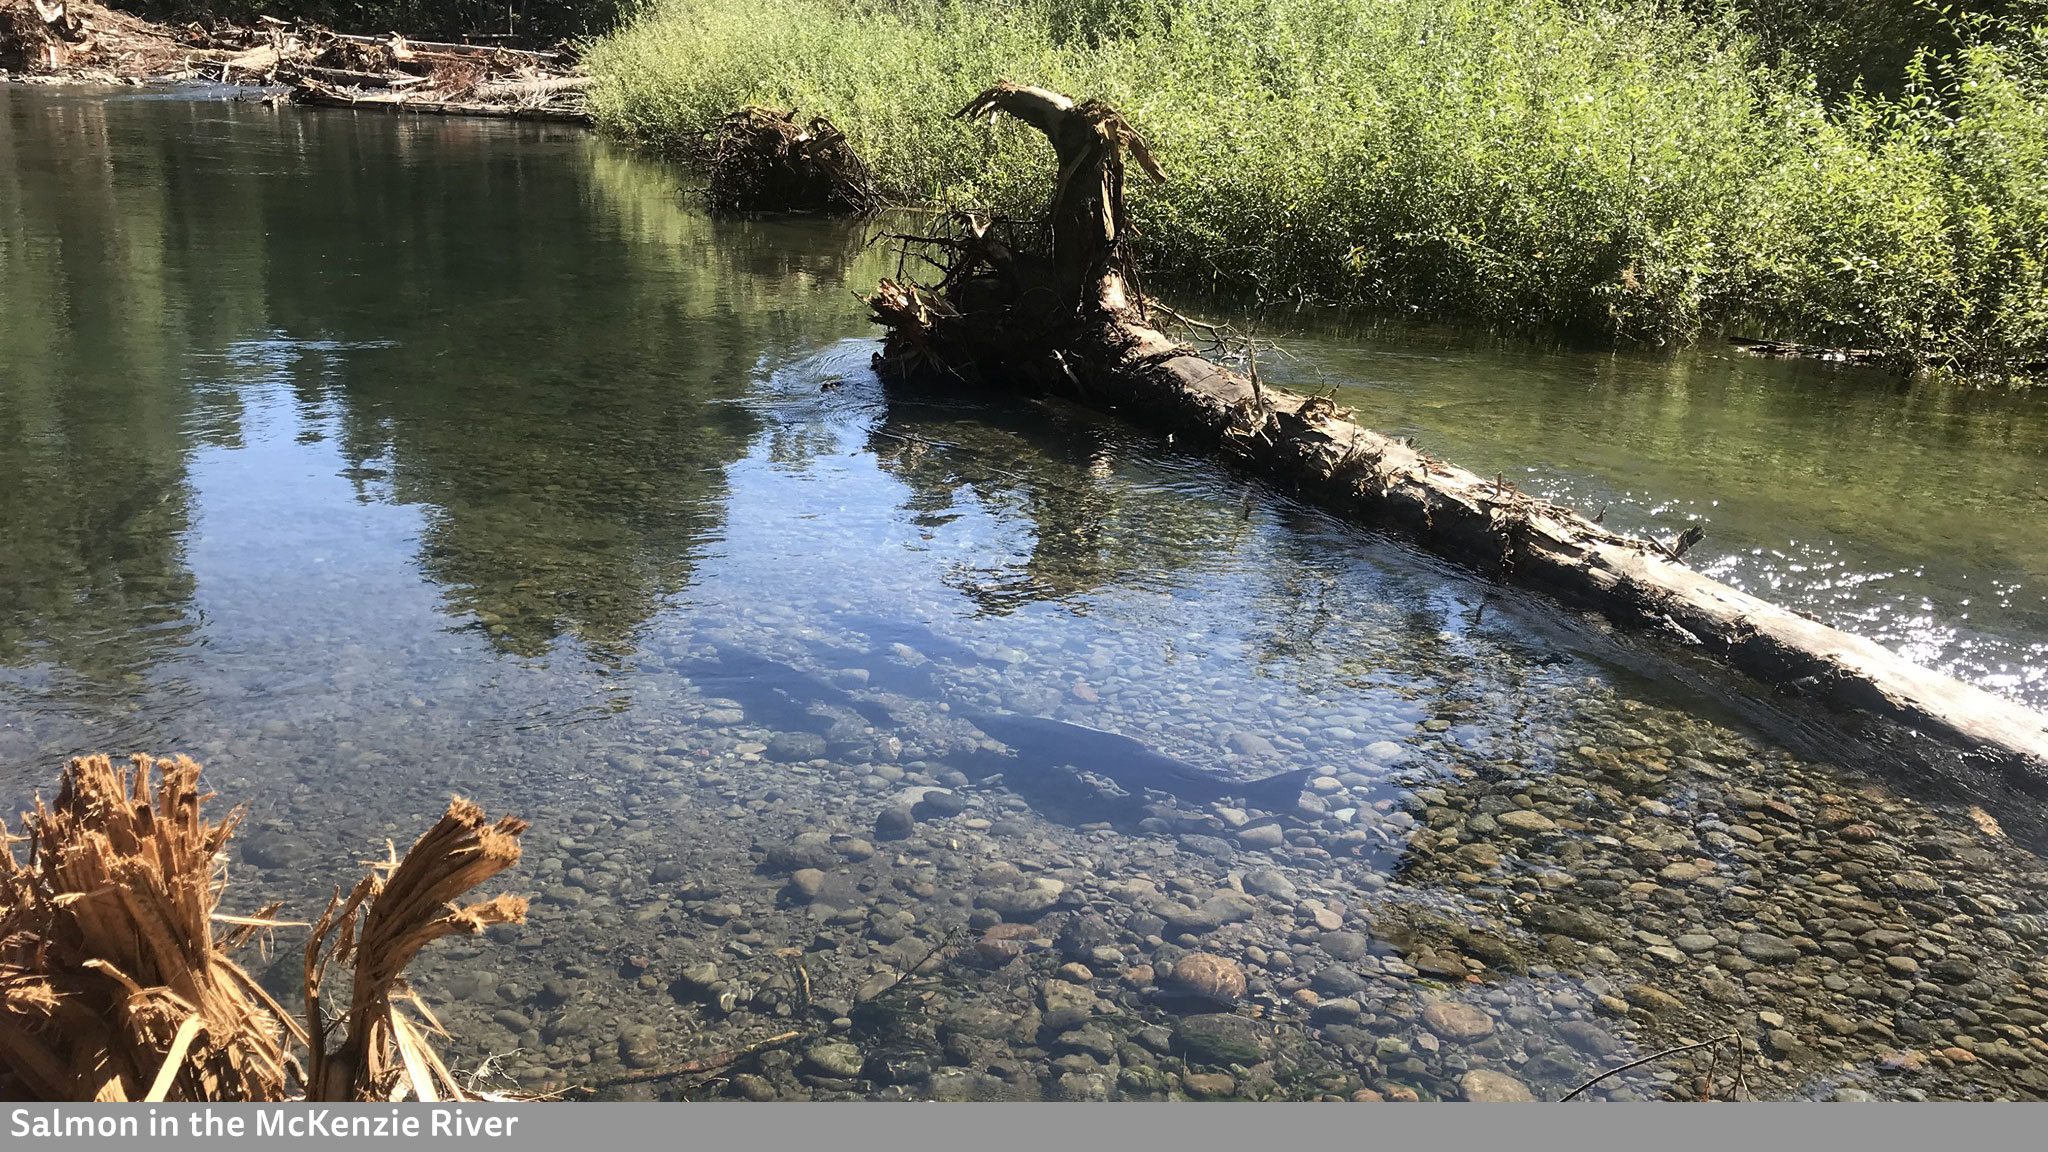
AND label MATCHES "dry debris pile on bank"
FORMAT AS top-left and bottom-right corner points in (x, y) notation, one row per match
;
(0, 0), (590, 120)
(0, 0), (210, 79)
(865, 82), (2048, 789)
(705, 106), (879, 214)
(0, 752), (528, 1101)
